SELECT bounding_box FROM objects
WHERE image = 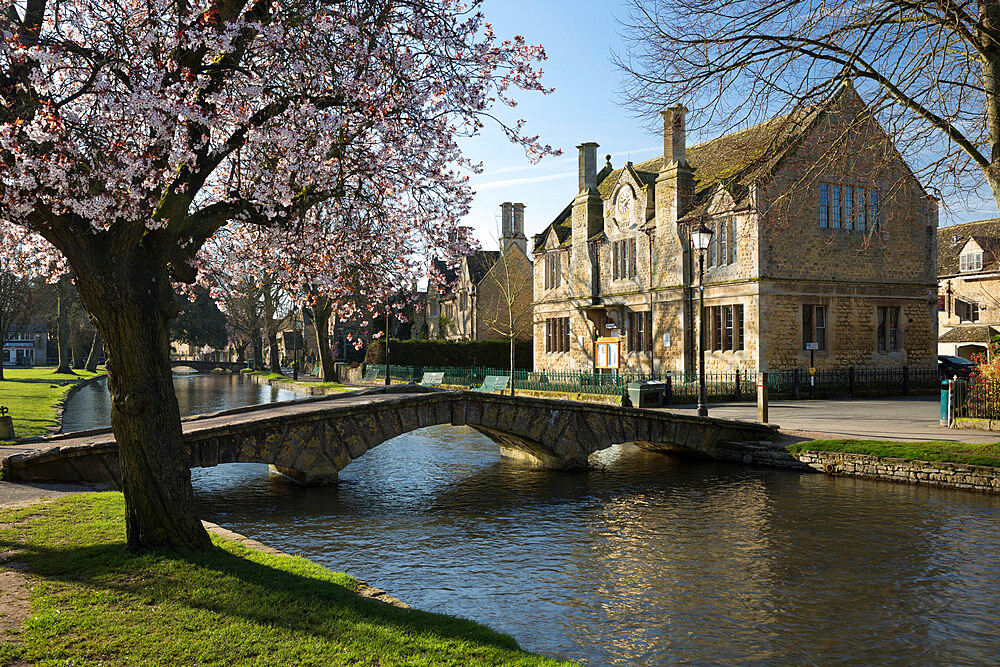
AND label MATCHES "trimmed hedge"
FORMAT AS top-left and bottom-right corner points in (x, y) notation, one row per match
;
(365, 339), (532, 369)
